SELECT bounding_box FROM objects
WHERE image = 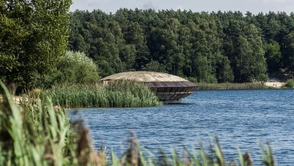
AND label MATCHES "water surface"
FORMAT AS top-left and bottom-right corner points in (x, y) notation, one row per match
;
(69, 90), (294, 165)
